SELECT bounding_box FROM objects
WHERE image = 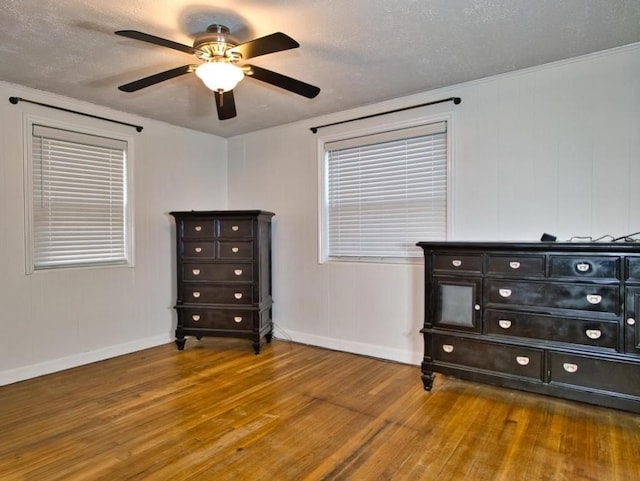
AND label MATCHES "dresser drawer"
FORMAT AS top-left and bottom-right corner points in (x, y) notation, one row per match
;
(218, 219), (254, 237)
(549, 352), (640, 398)
(182, 240), (215, 259)
(182, 220), (215, 237)
(549, 256), (620, 280)
(217, 240), (253, 260)
(487, 254), (545, 277)
(183, 285), (253, 305)
(485, 280), (620, 315)
(433, 254), (482, 273)
(485, 309), (618, 350)
(179, 309), (254, 331)
(183, 263), (253, 282)
(627, 257), (640, 283)
(433, 334), (543, 380)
